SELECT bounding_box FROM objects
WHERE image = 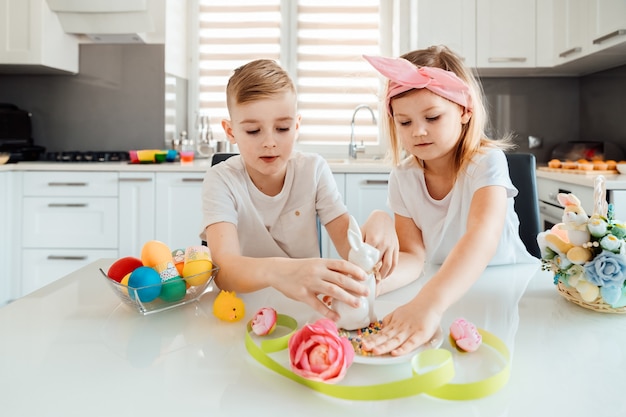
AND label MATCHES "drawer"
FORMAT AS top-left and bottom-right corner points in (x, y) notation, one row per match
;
(22, 197), (118, 248)
(23, 171), (118, 197)
(20, 248), (118, 296)
(536, 177), (595, 214)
